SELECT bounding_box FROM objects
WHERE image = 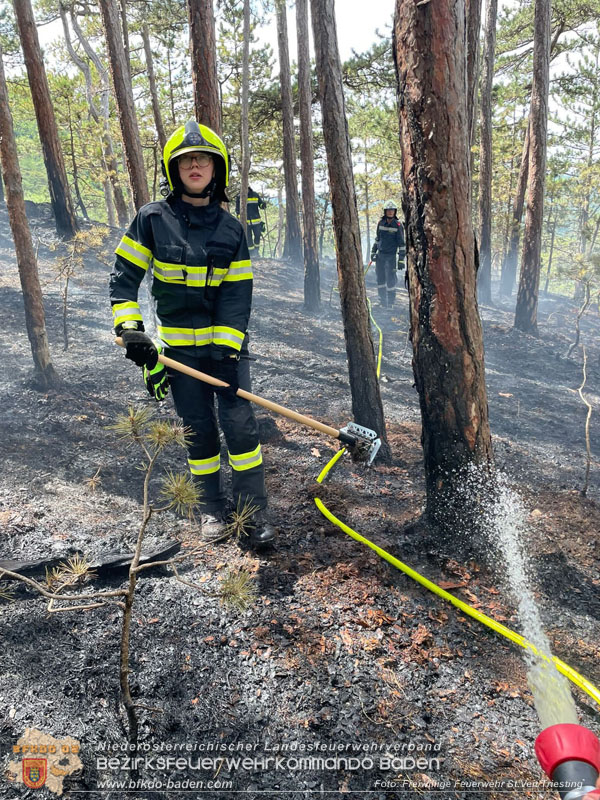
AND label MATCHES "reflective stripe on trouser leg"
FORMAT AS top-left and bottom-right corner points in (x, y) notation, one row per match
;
(165, 355), (225, 511)
(375, 258), (387, 304)
(217, 386), (267, 511)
